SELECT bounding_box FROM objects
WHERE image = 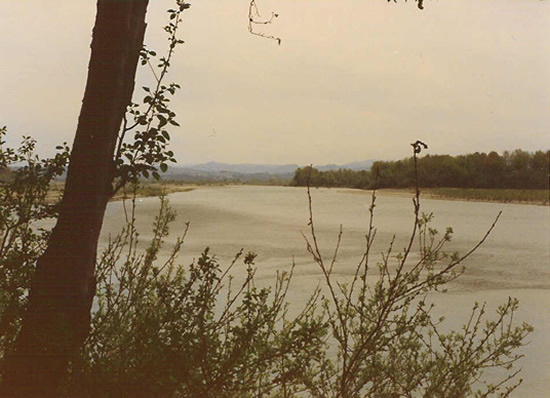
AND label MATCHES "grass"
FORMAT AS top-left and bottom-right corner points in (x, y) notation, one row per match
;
(421, 187), (549, 205)
(43, 181), (197, 203)
(111, 182), (196, 201)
